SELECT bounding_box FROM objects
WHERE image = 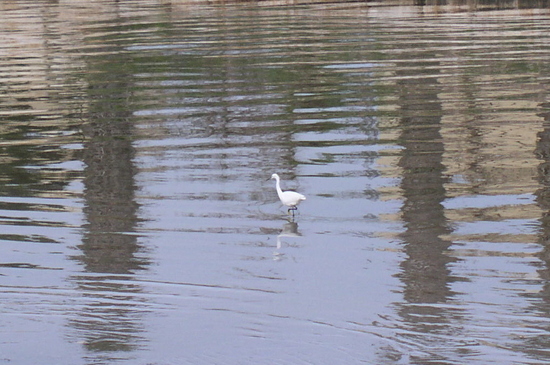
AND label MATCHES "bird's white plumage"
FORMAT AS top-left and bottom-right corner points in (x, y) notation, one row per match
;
(271, 173), (306, 208)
